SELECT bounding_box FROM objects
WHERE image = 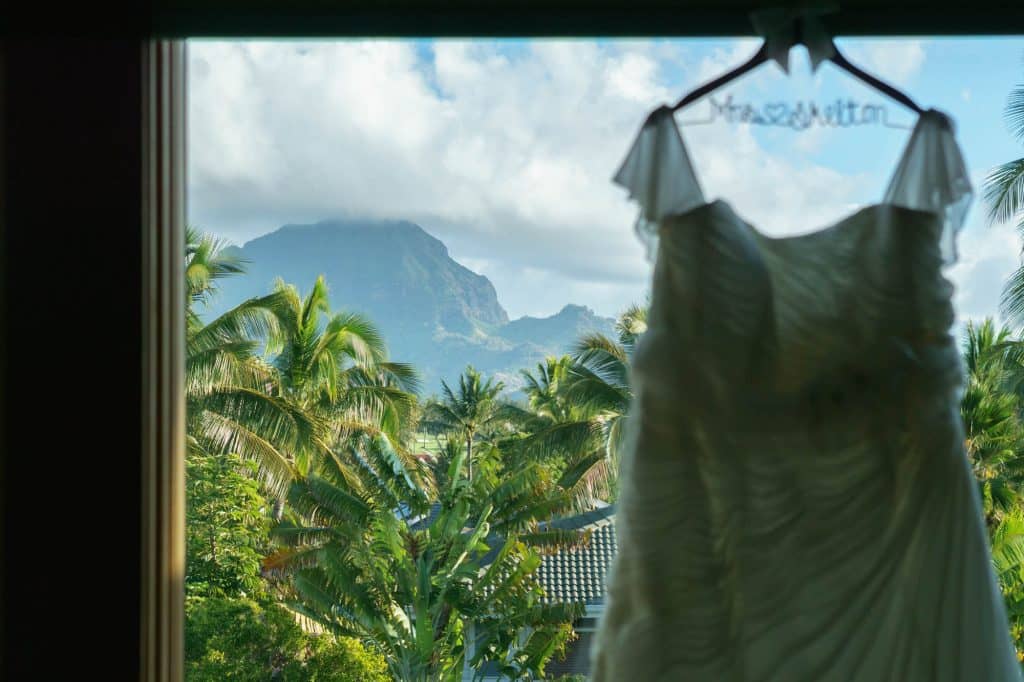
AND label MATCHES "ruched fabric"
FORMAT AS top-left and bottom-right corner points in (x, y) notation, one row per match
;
(593, 108), (1020, 681)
